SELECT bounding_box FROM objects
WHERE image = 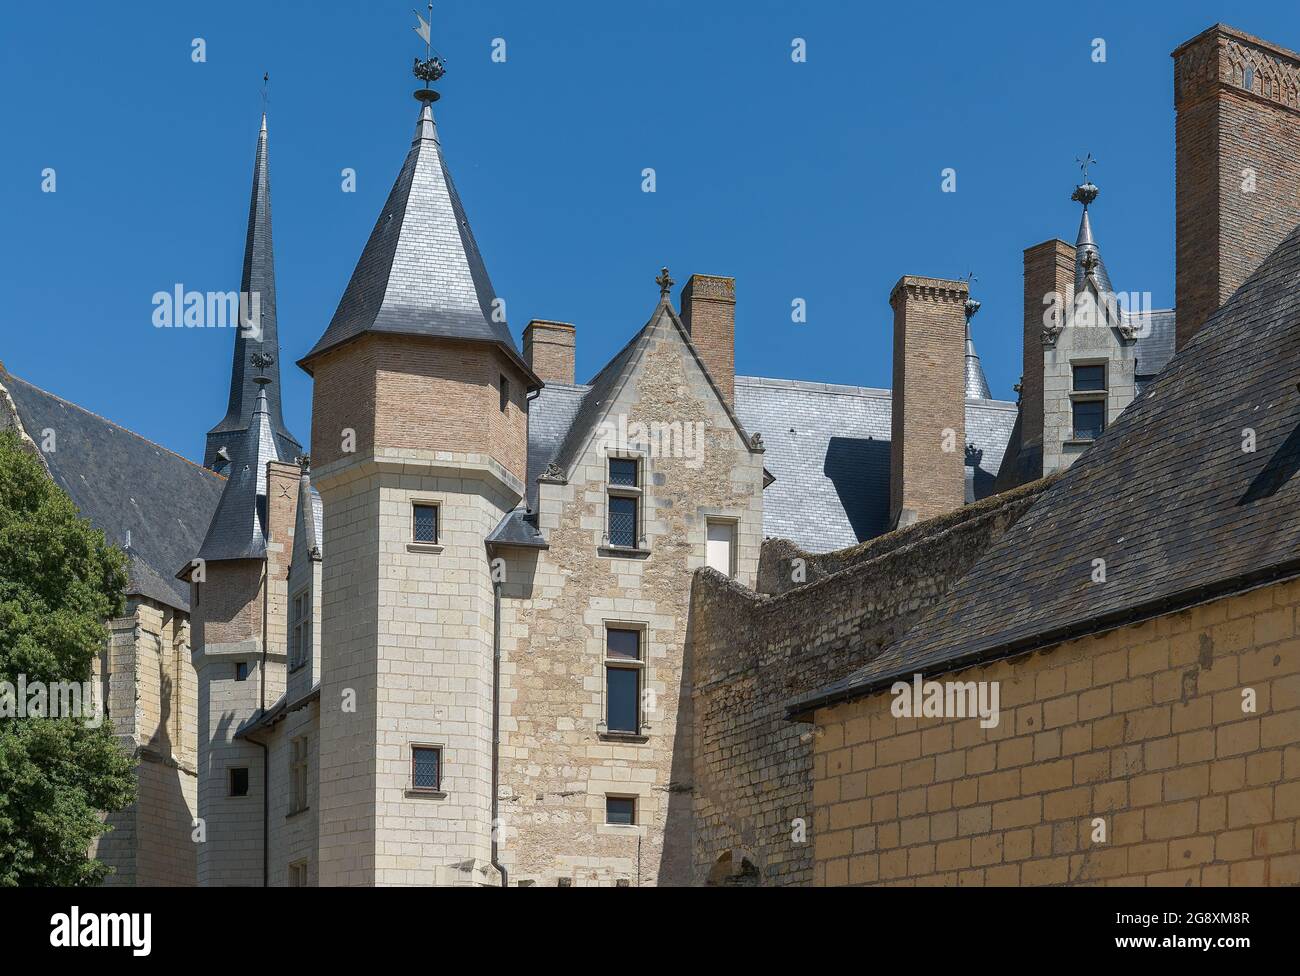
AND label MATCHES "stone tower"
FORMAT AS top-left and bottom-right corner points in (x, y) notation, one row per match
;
(190, 113), (302, 886)
(297, 77), (539, 885)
